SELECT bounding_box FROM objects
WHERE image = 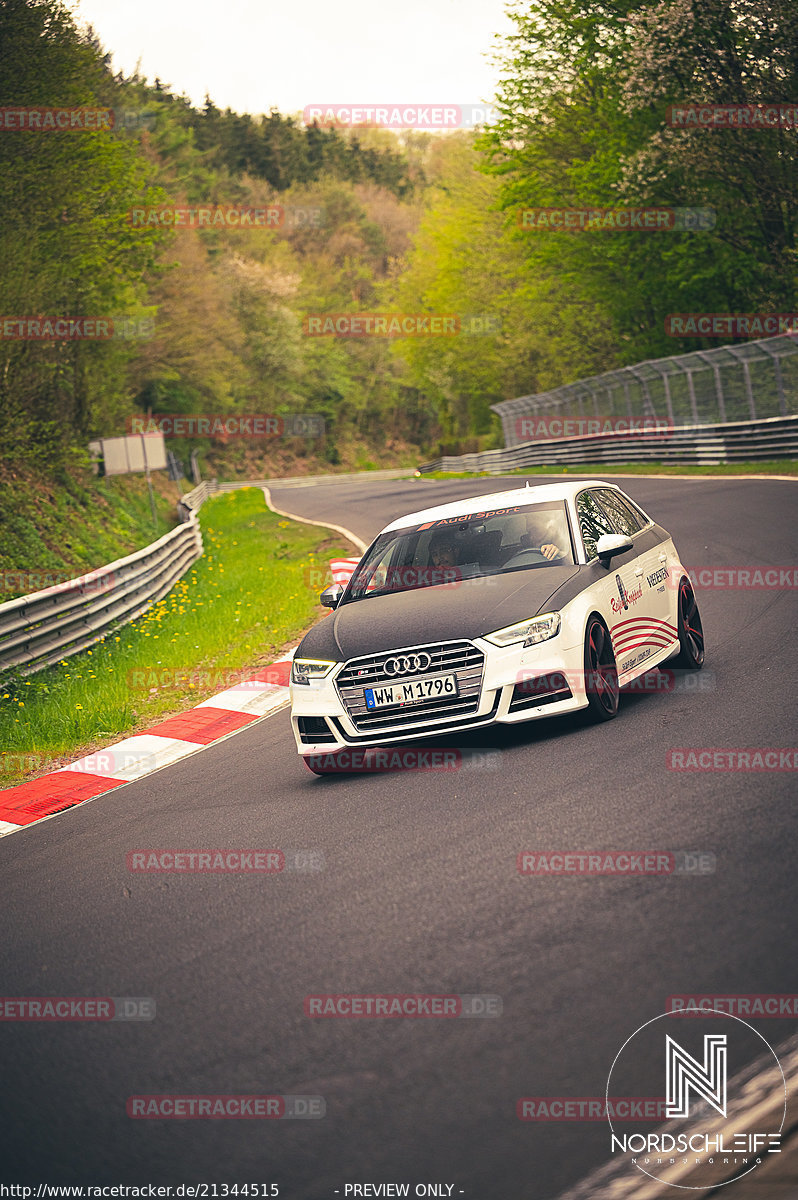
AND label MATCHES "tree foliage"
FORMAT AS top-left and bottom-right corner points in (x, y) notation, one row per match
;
(479, 0), (798, 364)
(3, 0), (796, 474)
